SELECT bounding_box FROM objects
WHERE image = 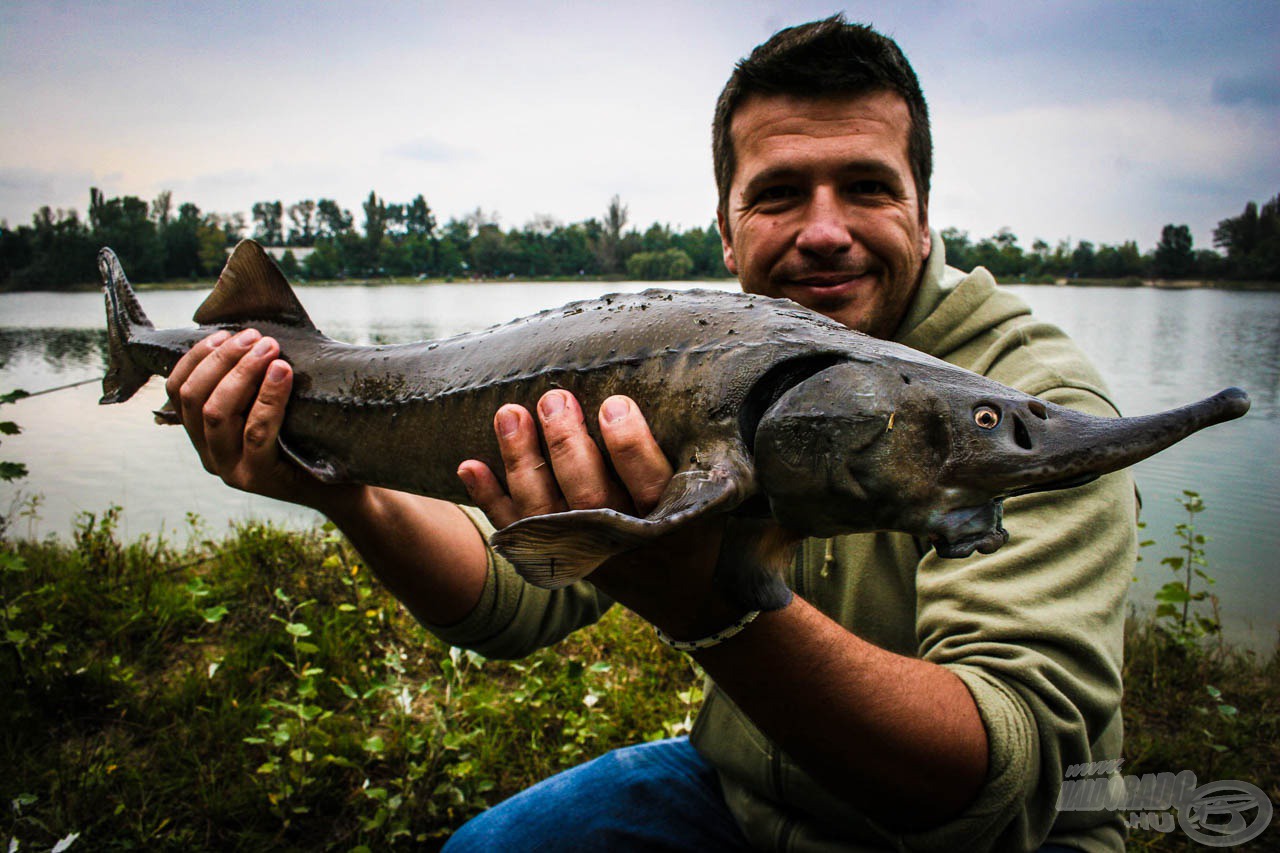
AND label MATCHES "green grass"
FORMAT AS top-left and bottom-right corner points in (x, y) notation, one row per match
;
(2, 509), (1276, 851)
